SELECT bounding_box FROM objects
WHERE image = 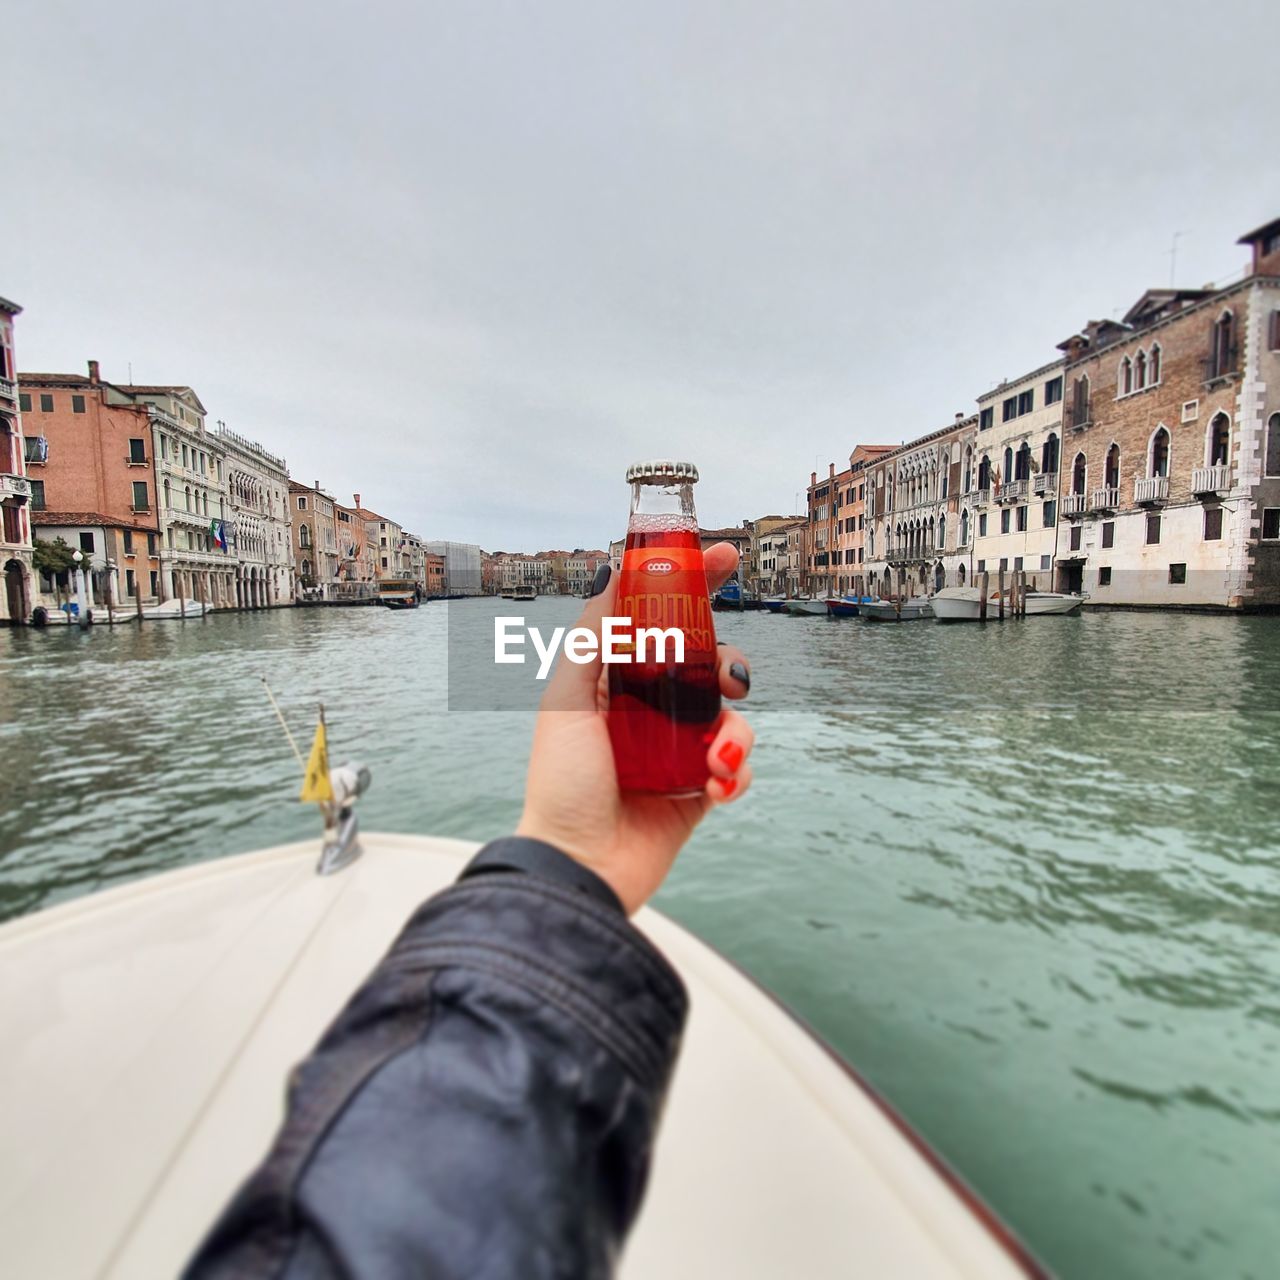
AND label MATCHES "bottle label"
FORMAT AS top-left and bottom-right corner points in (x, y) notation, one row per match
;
(618, 547), (714, 655)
